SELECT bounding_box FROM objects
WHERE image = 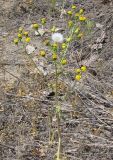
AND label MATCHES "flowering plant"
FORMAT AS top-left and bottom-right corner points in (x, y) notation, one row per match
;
(13, 3), (94, 159)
